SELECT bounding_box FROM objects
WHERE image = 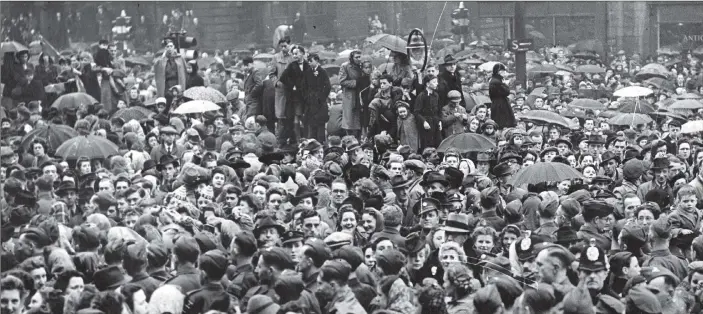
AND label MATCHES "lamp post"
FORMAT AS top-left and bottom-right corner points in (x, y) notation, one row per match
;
(451, 2), (470, 50)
